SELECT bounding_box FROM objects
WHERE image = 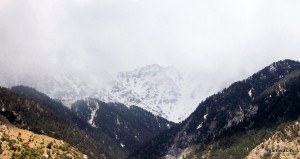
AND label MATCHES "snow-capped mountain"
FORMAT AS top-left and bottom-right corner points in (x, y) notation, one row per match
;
(0, 64), (220, 122)
(112, 64), (221, 122)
